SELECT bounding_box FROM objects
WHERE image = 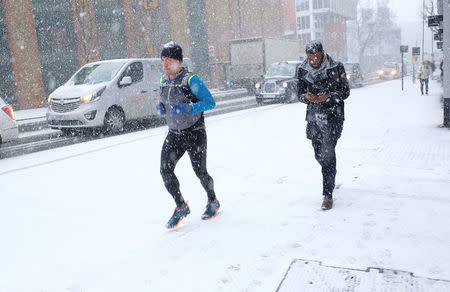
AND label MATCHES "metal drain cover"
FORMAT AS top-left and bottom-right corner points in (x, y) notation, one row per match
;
(277, 259), (450, 291)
